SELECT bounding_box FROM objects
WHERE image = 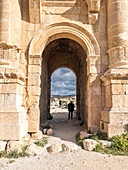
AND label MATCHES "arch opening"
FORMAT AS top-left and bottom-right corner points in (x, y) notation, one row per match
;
(39, 38), (88, 127)
(50, 68), (77, 120)
(28, 23), (101, 134)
